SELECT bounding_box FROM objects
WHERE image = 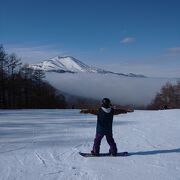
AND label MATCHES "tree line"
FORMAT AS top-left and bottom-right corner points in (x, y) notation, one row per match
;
(148, 81), (180, 110)
(0, 45), (66, 109)
(1, 44), (179, 110)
